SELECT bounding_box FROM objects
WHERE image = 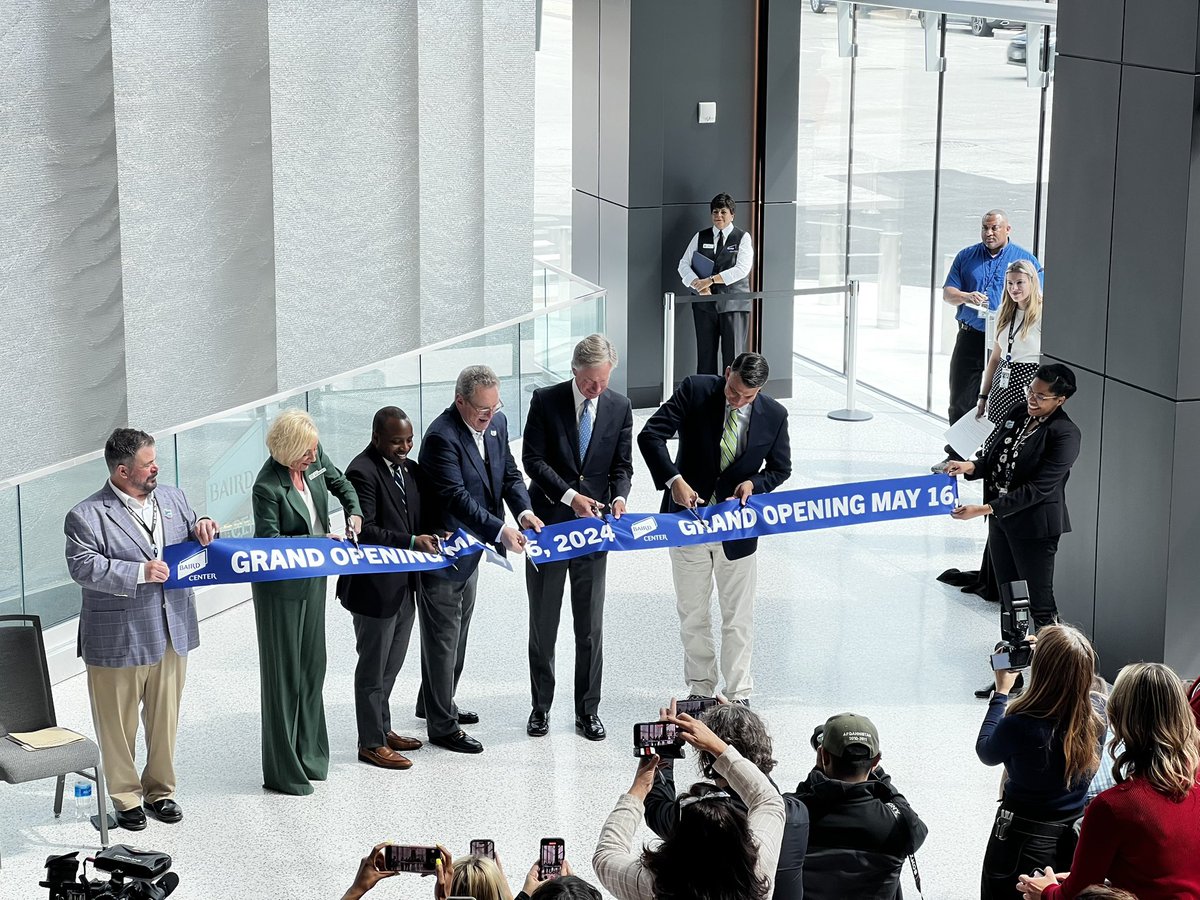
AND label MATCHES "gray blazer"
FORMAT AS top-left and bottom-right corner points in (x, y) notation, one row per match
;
(64, 482), (204, 668)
